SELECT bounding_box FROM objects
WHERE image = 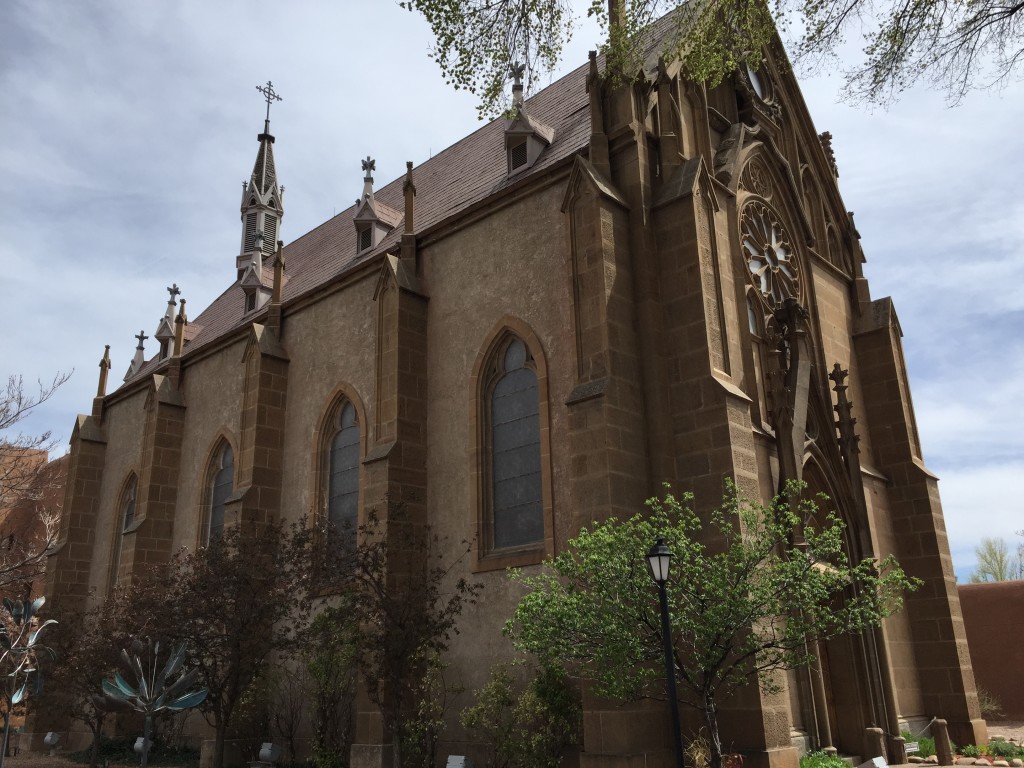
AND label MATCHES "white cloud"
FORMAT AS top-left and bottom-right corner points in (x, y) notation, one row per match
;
(2, 1), (1020, 583)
